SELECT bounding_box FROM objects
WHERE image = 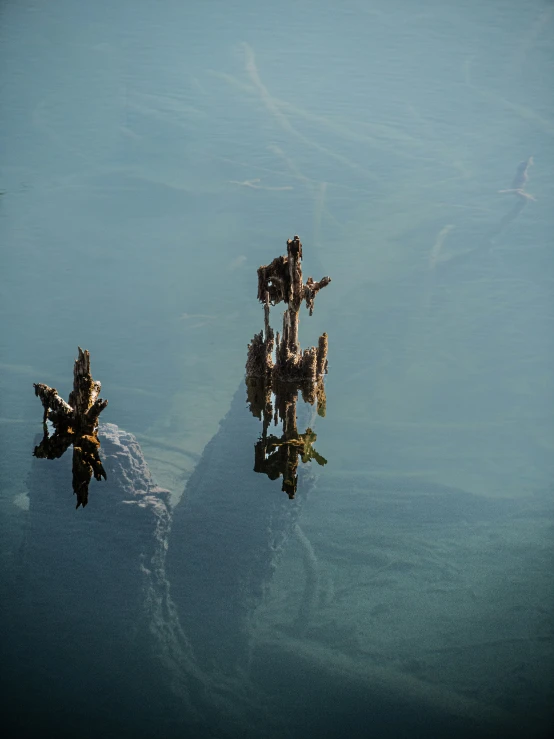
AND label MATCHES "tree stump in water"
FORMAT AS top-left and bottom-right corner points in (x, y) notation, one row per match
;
(33, 347), (108, 508)
(246, 236), (330, 496)
(246, 235), (331, 382)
